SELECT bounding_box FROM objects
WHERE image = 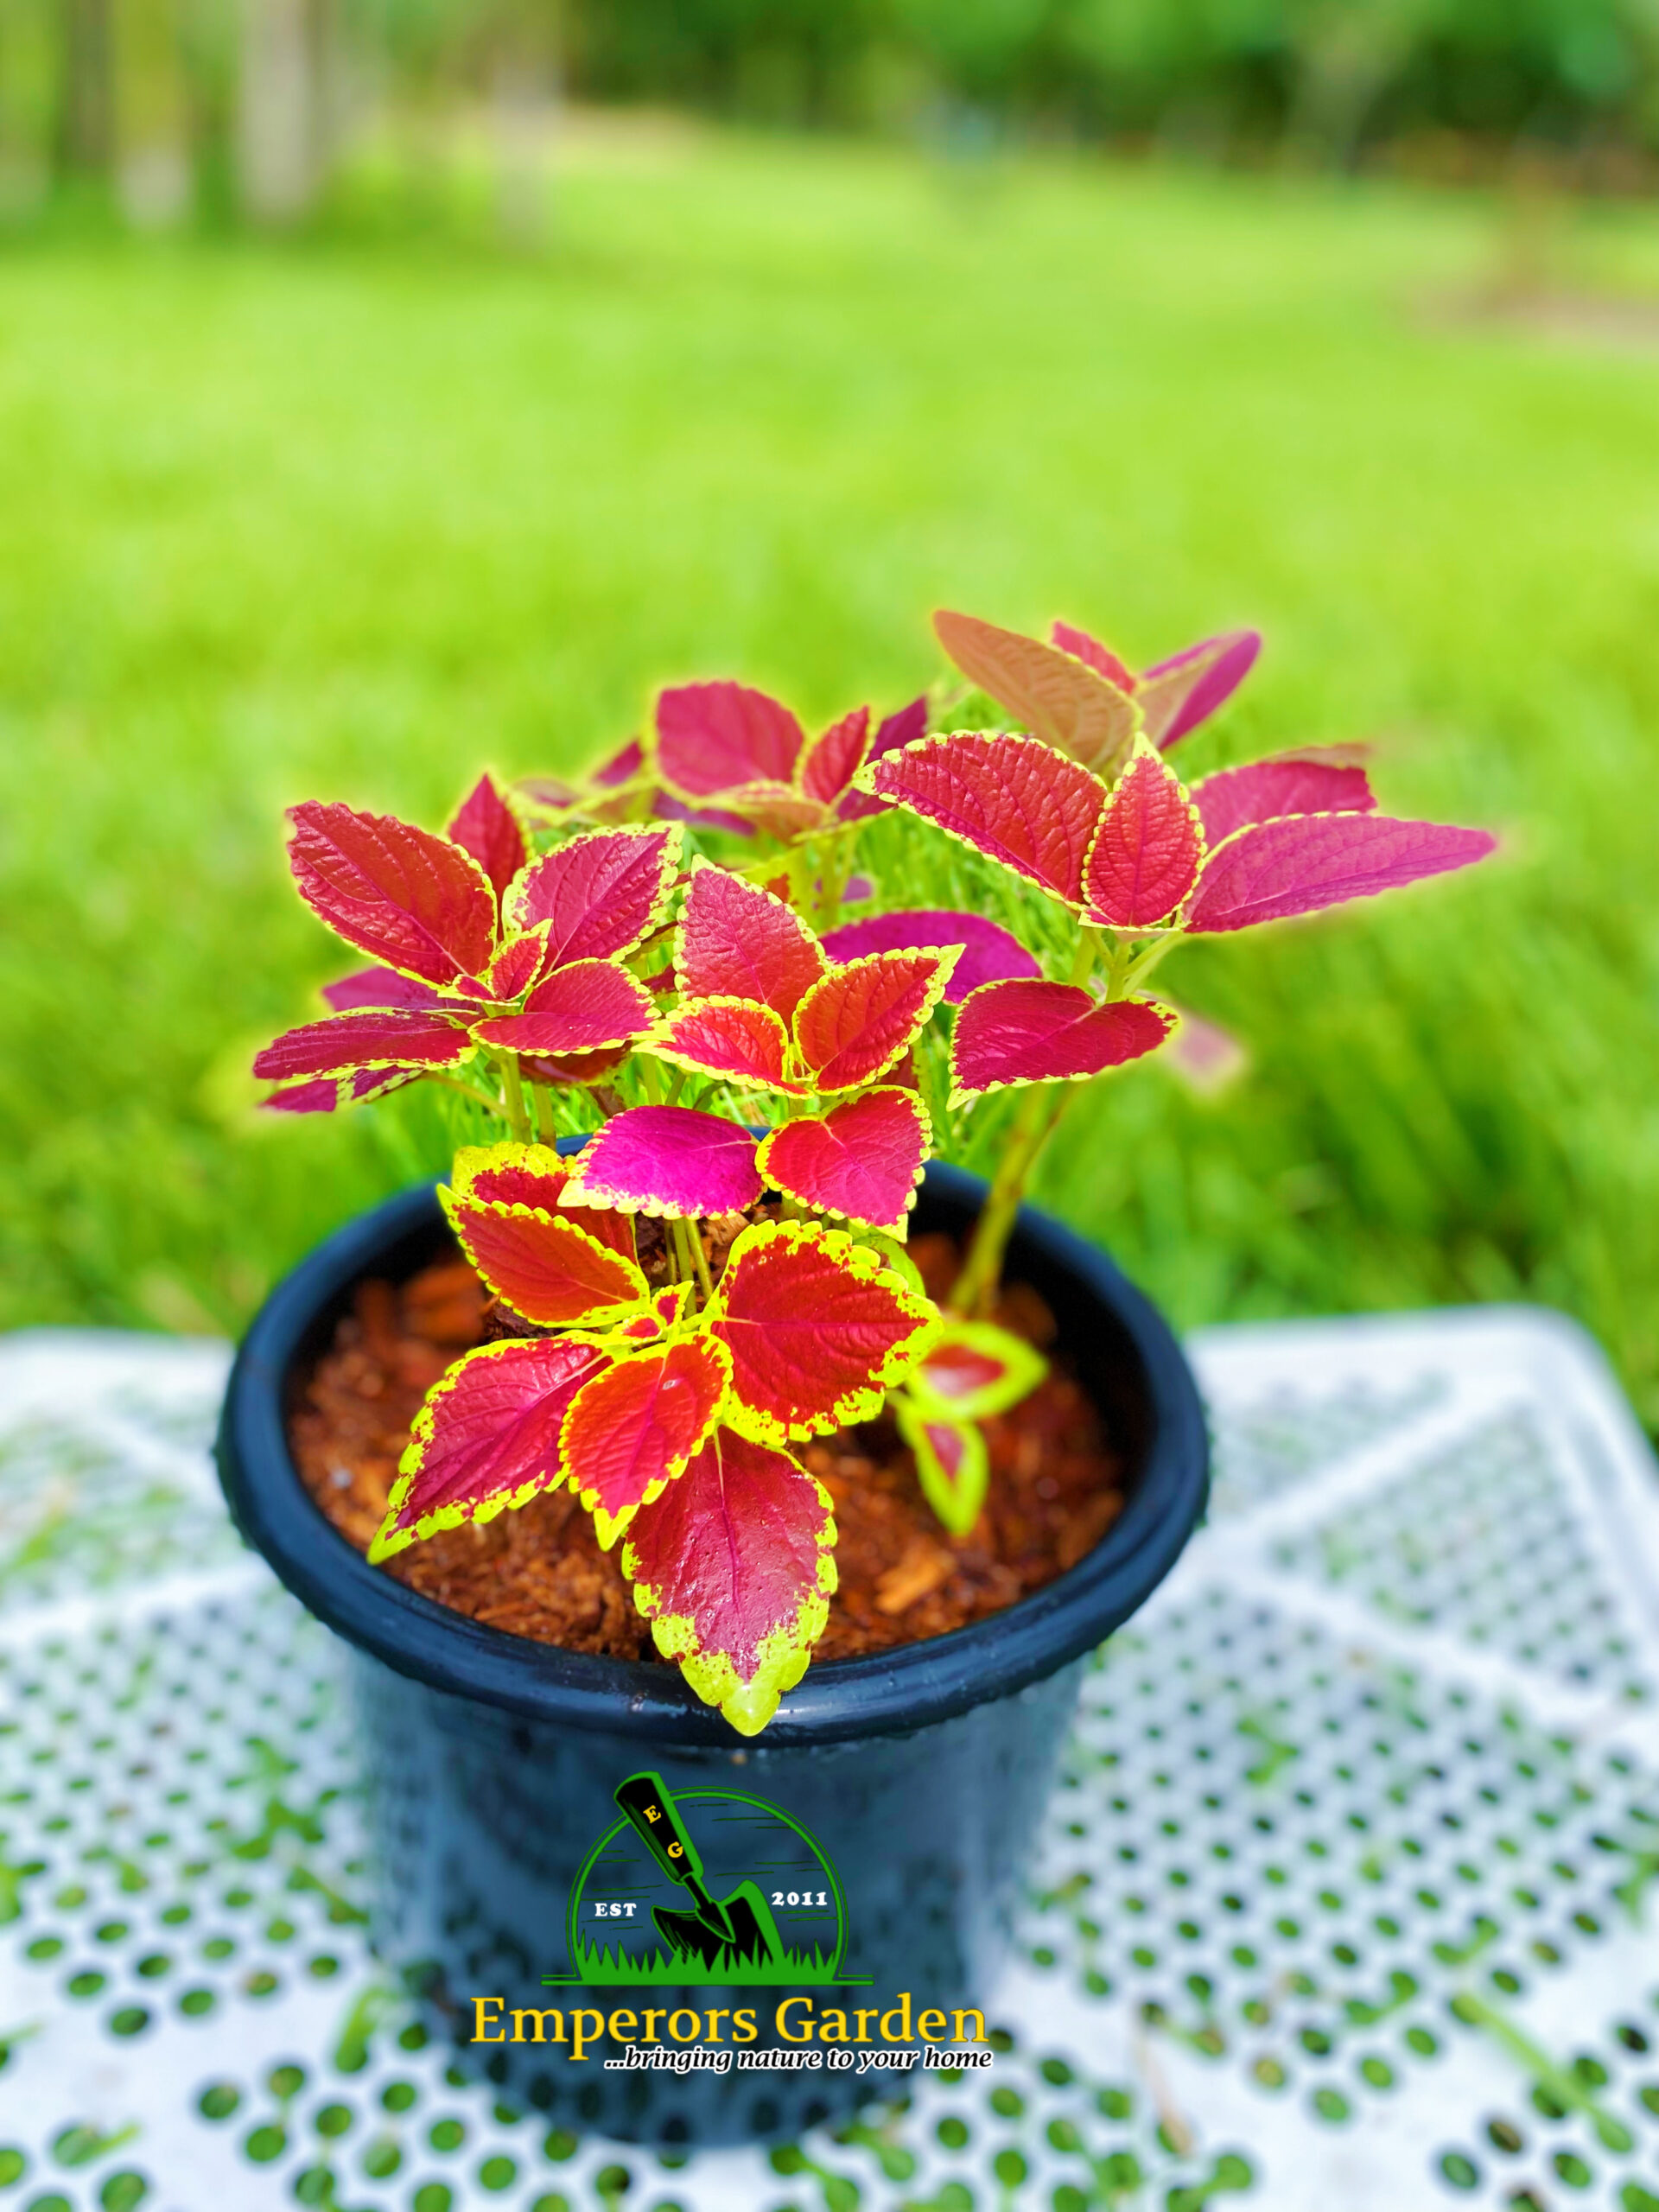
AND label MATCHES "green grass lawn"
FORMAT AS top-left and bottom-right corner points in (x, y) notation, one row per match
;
(4, 129), (1658, 1416)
